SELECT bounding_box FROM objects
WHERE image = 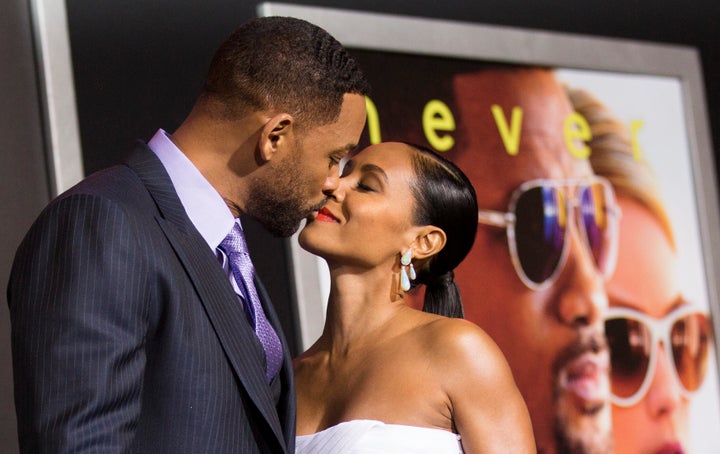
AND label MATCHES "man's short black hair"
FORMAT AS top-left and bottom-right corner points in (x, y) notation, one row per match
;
(202, 16), (370, 127)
